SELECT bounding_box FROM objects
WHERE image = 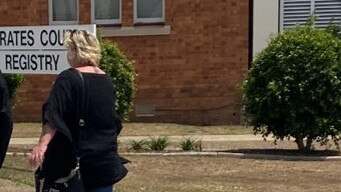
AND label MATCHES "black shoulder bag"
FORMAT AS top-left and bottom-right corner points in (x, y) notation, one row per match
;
(35, 70), (86, 192)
